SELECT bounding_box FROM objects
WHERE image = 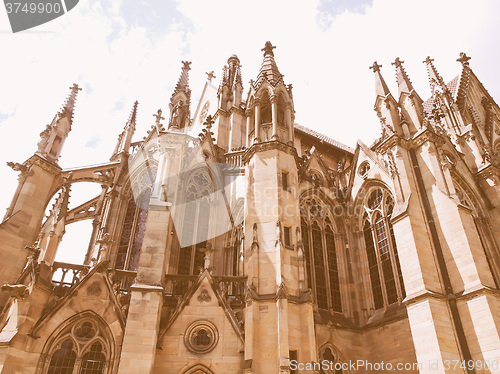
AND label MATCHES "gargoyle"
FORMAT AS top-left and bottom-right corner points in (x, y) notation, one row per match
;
(1, 284), (29, 299)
